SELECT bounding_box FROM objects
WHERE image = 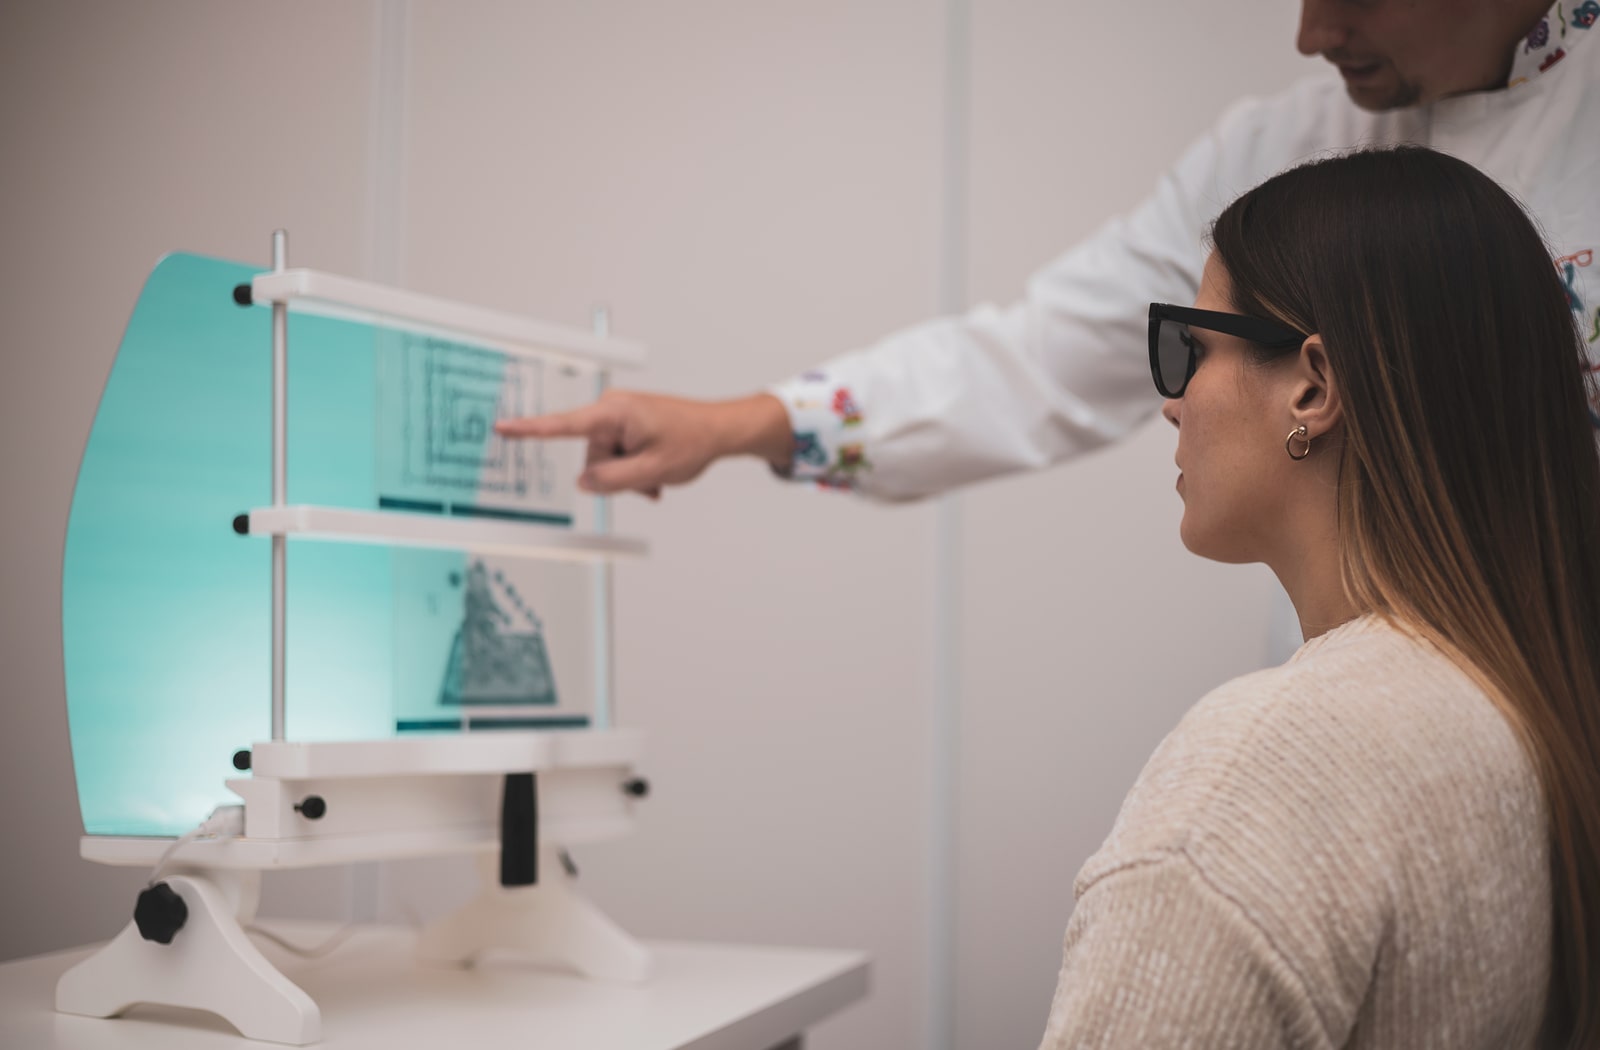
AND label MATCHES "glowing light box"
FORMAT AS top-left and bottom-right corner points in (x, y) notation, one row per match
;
(63, 253), (620, 836)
